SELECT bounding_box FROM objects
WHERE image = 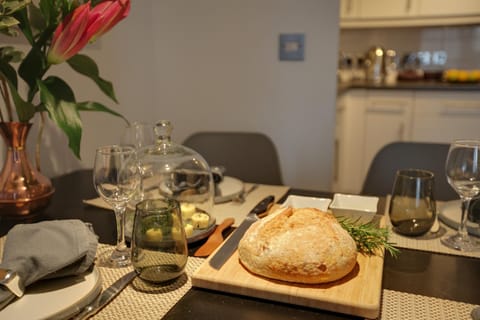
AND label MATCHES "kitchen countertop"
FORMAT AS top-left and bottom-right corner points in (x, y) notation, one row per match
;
(338, 79), (480, 95)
